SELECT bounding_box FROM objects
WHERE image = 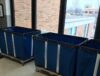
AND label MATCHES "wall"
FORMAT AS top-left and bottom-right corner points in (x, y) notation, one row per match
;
(0, 0), (11, 28)
(14, 0), (32, 28)
(0, 0), (7, 28)
(14, 0), (60, 32)
(37, 0), (60, 33)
